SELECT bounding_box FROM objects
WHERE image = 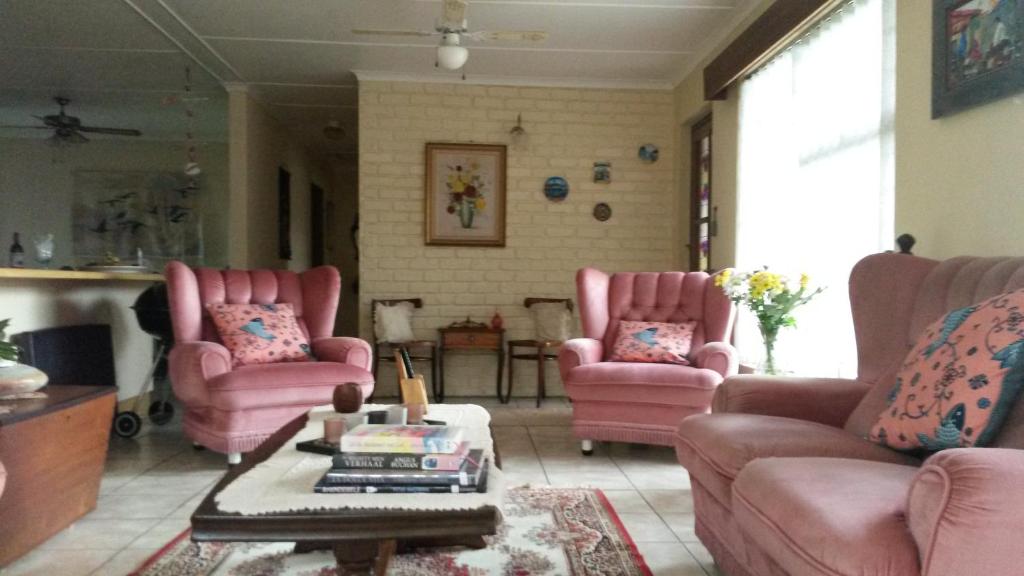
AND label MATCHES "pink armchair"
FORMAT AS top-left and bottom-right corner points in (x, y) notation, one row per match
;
(560, 267), (737, 453)
(166, 262), (374, 464)
(675, 254), (1024, 576)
